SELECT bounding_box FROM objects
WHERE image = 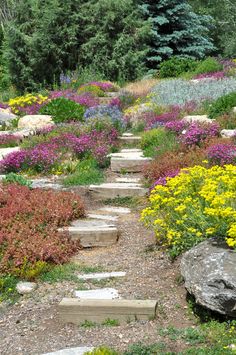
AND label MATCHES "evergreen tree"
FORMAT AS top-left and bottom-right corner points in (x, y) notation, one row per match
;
(4, 0), (82, 91)
(189, 0), (236, 57)
(78, 0), (151, 82)
(140, 0), (214, 68)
